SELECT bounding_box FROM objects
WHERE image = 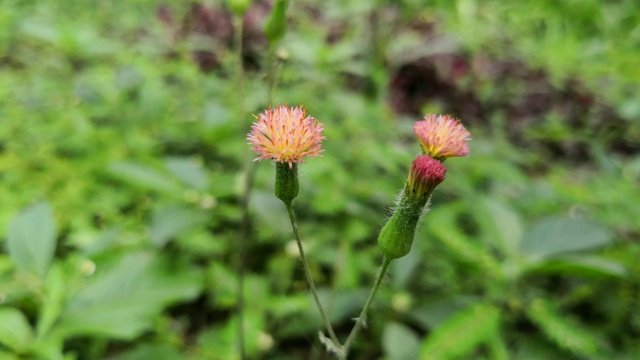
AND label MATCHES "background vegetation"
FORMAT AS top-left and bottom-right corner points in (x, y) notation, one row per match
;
(1, 0), (639, 359)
